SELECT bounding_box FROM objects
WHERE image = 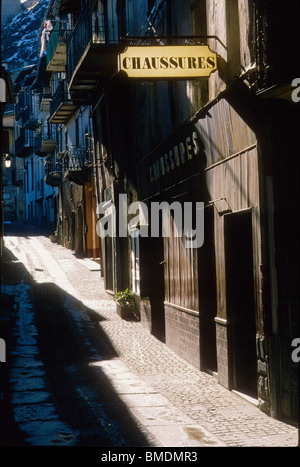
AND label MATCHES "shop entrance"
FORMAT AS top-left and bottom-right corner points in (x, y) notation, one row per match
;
(225, 210), (257, 398)
(149, 236), (165, 342)
(199, 206), (217, 373)
(104, 232), (114, 292)
(85, 187), (100, 258)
